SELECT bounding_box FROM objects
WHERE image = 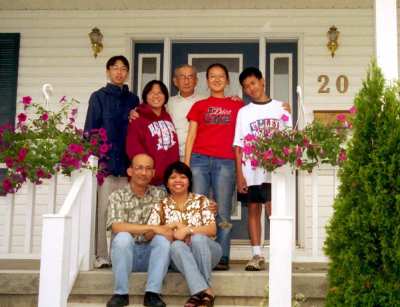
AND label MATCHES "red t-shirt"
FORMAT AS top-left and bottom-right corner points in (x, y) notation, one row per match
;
(187, 96), (243, 160)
